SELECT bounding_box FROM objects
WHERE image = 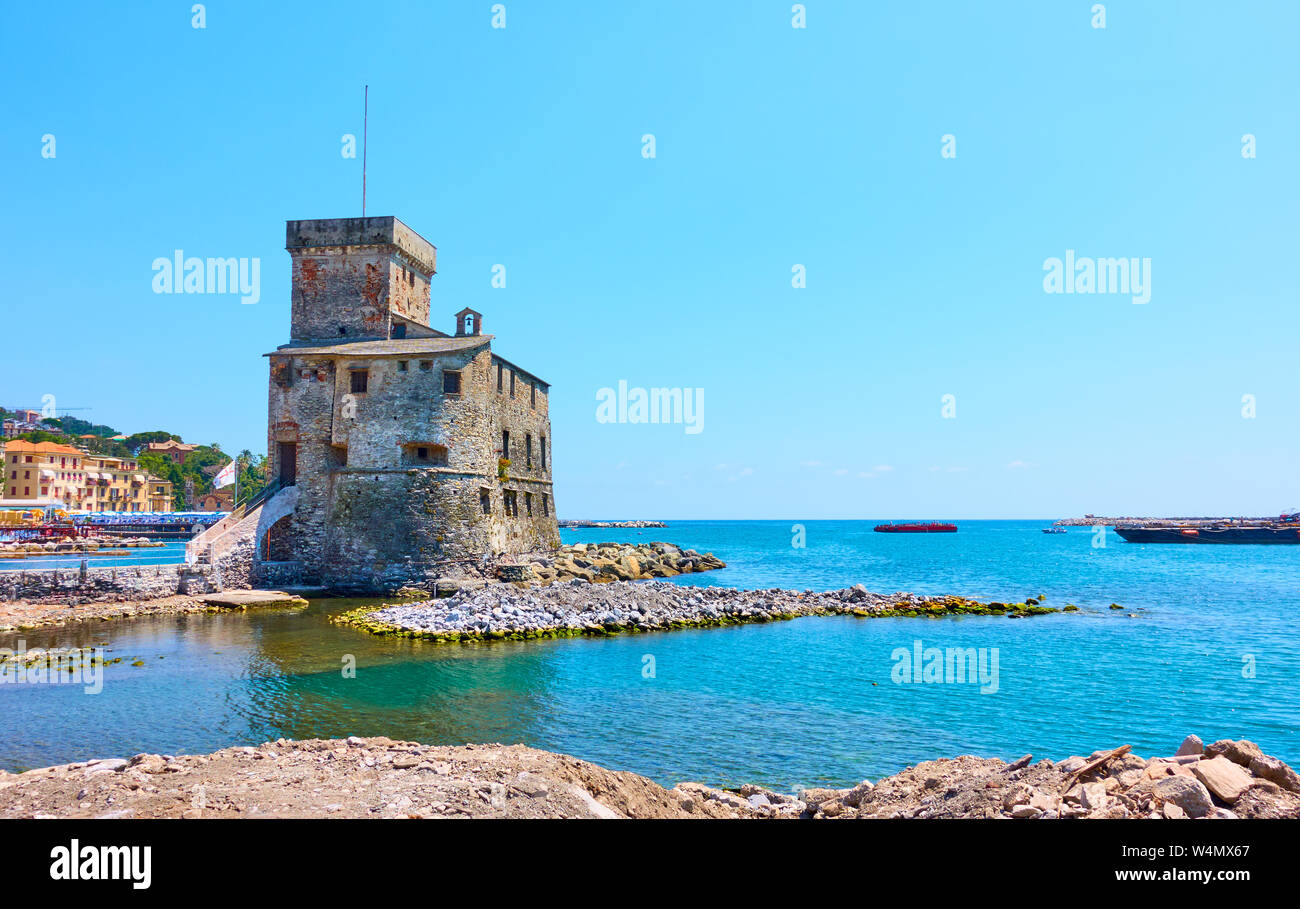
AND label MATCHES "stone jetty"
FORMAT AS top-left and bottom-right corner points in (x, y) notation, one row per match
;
(2, 733), (1294, 820)
(557, 520), (668, 529)
(333, 579), (1057, 643)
